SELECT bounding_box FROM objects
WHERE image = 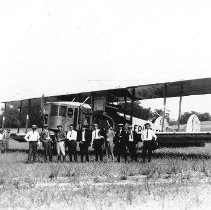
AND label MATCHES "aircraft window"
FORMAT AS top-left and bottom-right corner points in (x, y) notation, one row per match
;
(59, 106), (67, 117)
(51, 105), (59, 116)
(67, 108), (73, 118)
